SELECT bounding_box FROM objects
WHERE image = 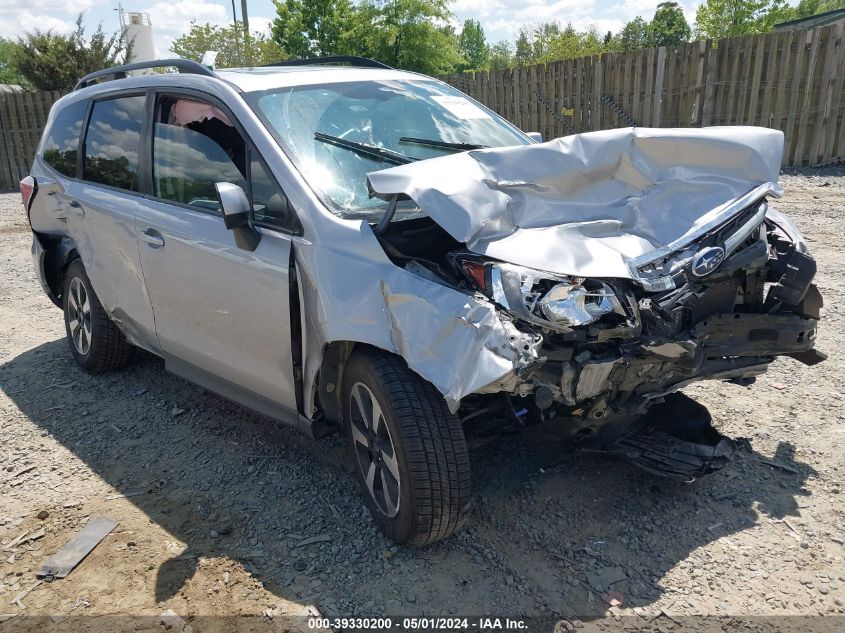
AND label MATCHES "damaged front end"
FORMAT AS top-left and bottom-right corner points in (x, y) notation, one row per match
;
(379, 192), (822, 480)
(366, 128), (825, 481)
